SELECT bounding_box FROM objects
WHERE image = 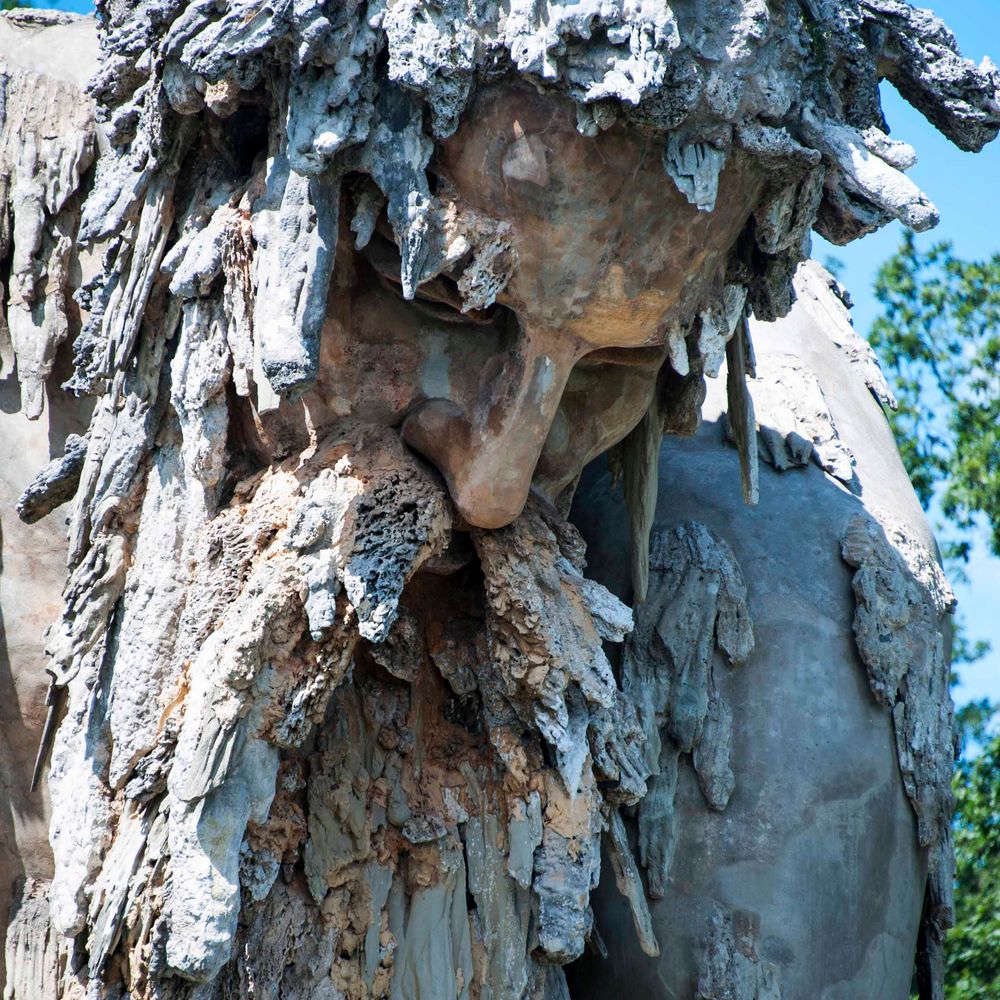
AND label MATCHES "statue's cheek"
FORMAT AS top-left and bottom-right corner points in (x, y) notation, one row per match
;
(533, 360), (661, 500)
